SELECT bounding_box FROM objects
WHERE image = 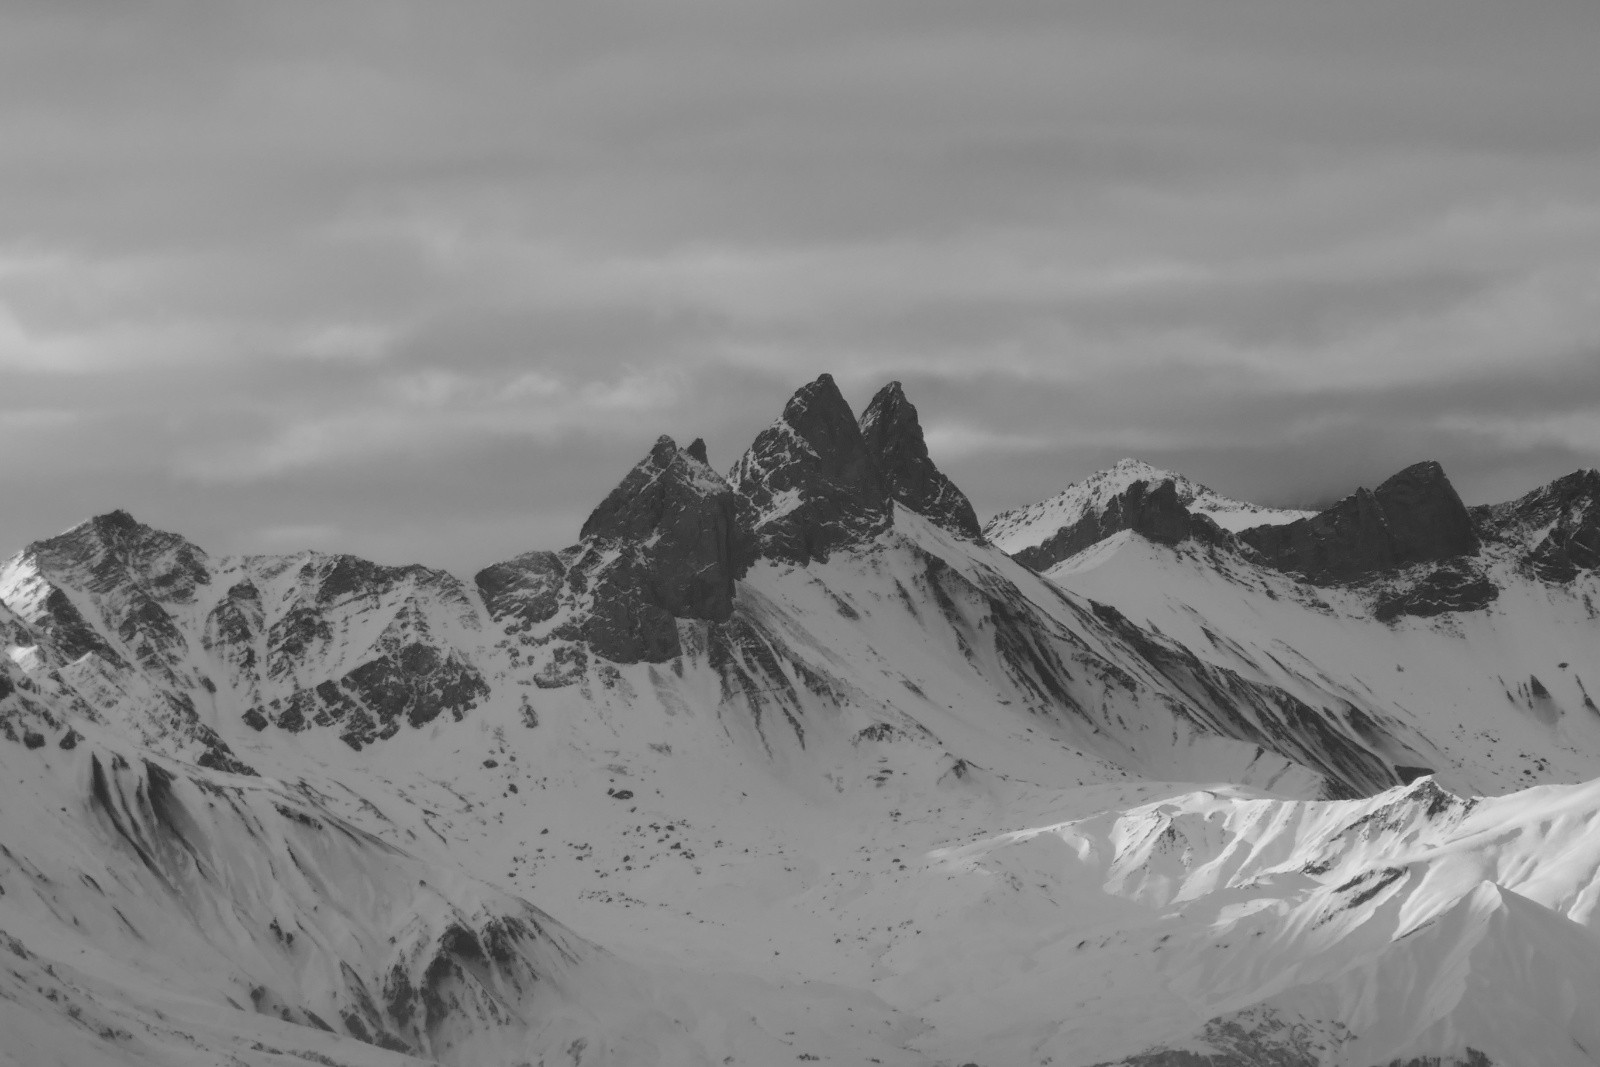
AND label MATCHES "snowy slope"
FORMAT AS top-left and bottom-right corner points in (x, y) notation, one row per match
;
(878, 776), (1600, 1066)
(4, 377), (1600, 1067)
(1047, 529), (1600, 796)
(985, 457), (1311, 553)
